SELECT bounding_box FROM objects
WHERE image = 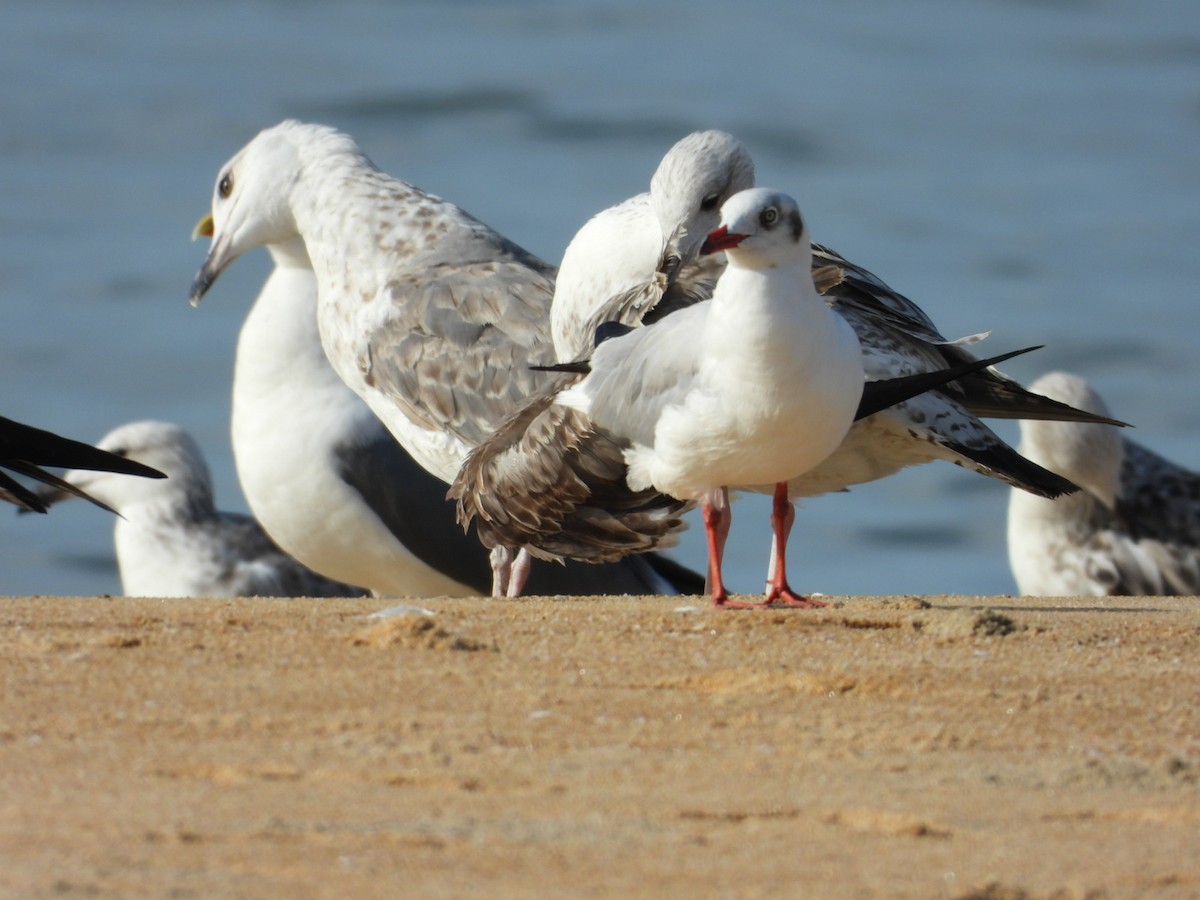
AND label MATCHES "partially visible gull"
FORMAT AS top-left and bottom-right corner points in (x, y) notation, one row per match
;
(1, 413), (163, 513)
(538, 128), (1127, 598)
(1008, 371), (1200, 596)
(553, 129), (1110, 503)
(457, 189), (1044, 607)
(190, 120), (690, 596)
(550, 129), (755, 362)
(41, 420), (367, 598)
(196, 217), (702, 598)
